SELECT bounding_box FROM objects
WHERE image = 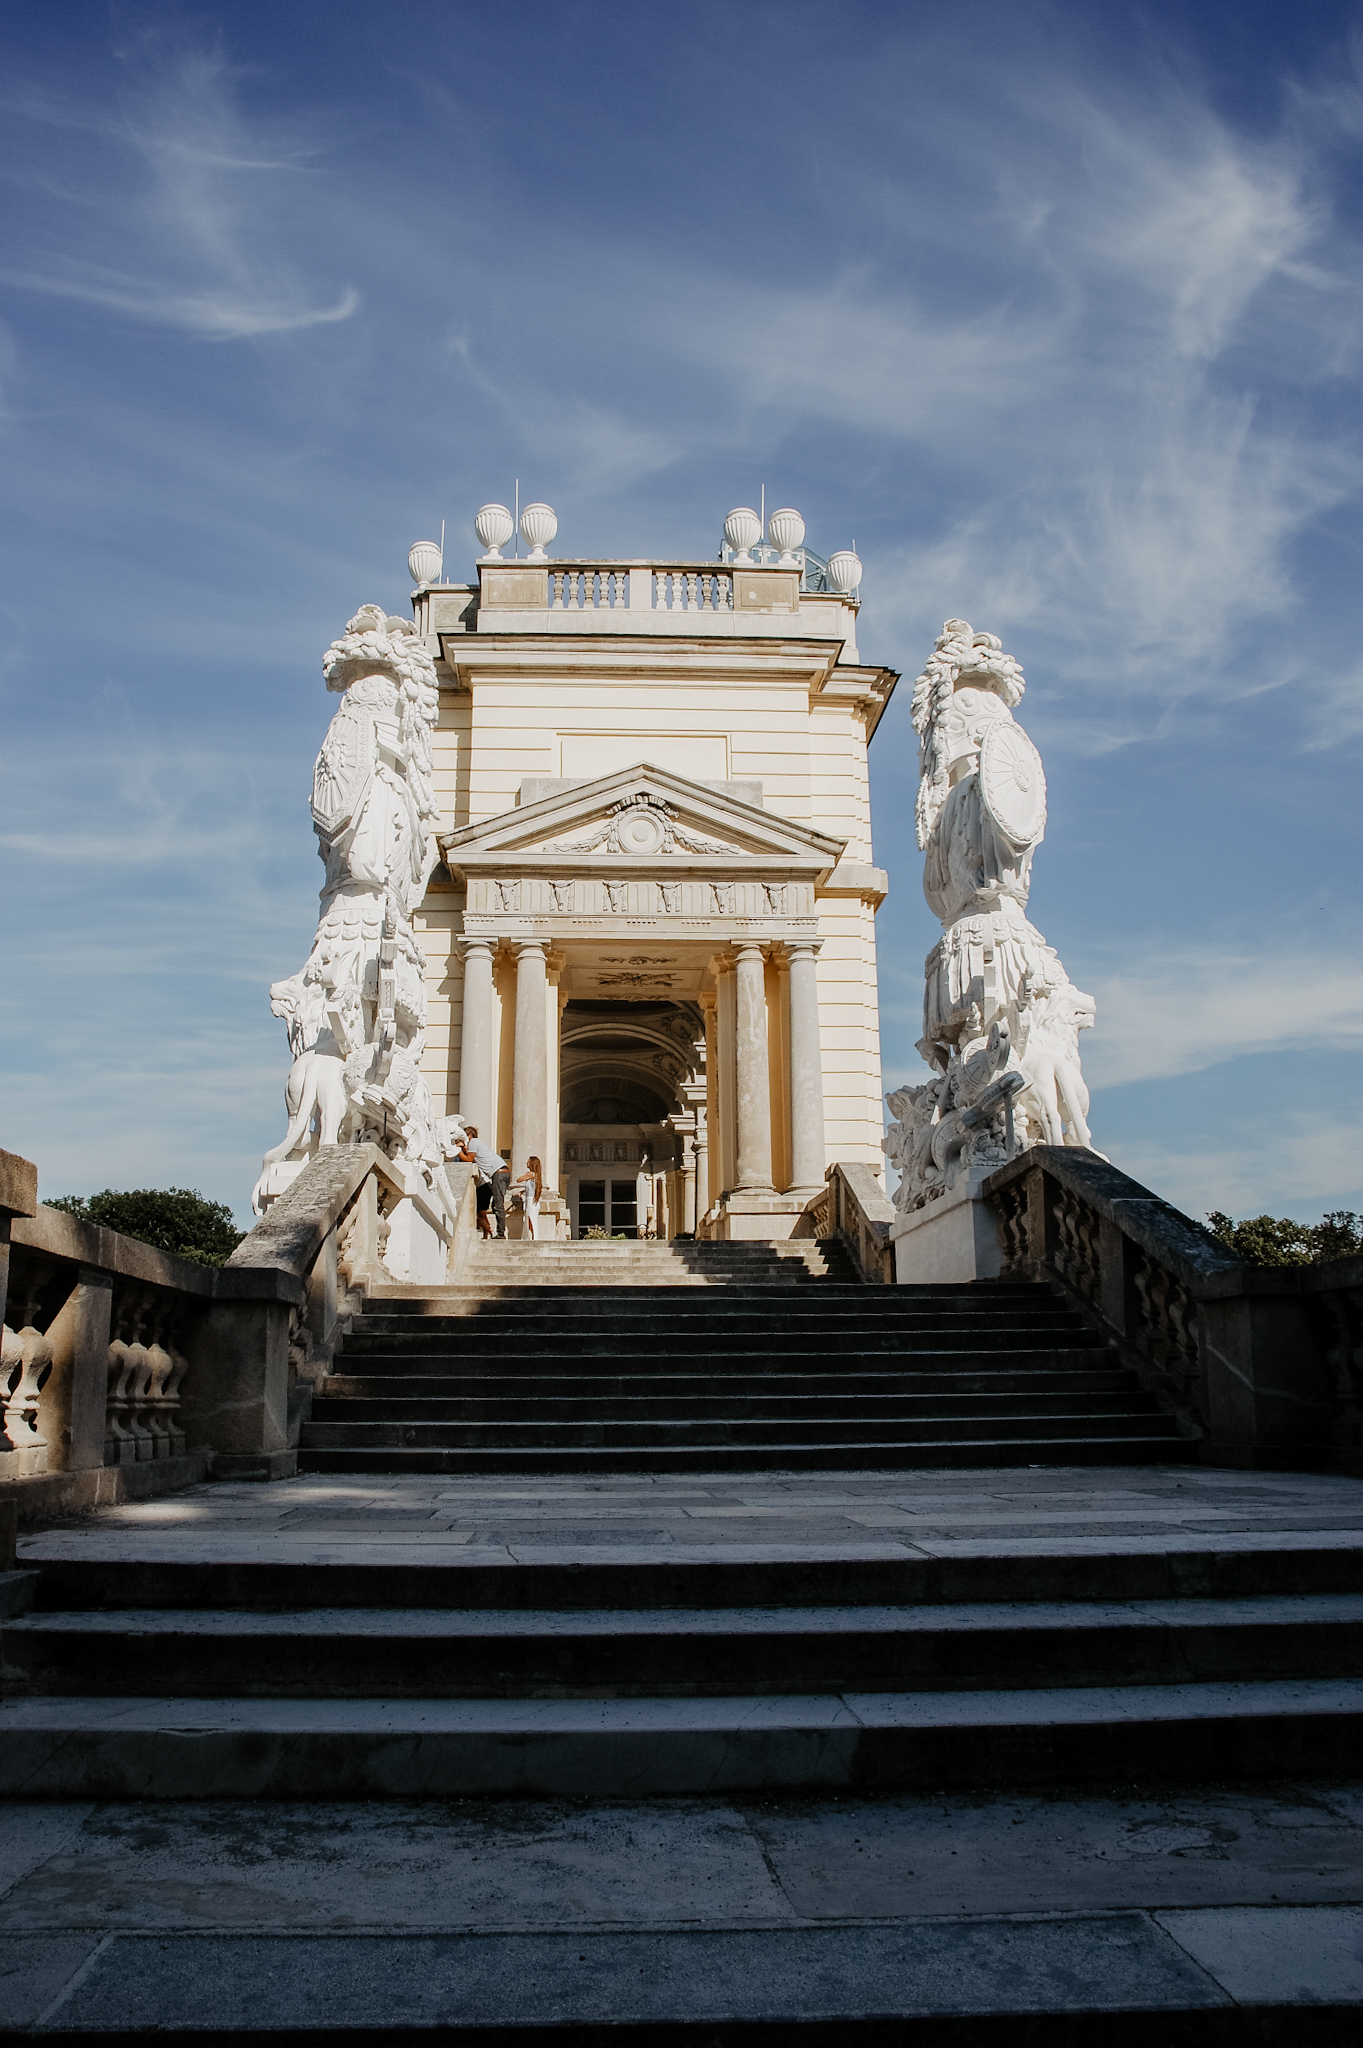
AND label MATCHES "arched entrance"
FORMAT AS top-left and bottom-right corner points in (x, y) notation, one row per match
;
(559, 999), (705, 1238)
